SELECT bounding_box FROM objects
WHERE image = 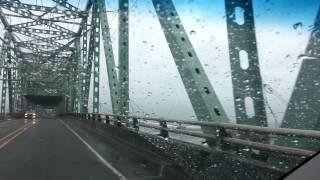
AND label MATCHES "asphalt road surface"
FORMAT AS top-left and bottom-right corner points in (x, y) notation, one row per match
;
(0, 118), (185, 180)
(0, 118), (122, 180)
